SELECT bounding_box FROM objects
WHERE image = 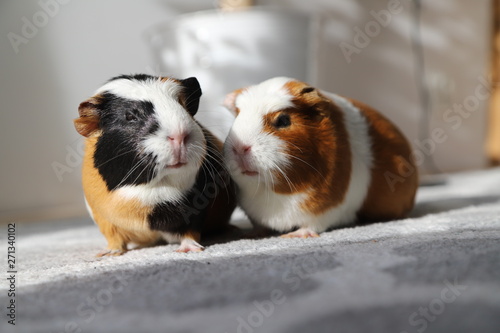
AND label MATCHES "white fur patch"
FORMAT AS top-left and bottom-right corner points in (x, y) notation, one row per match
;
(160, 232), (182, 244)
(225, 77), (294, 184)
(116, 172), (197, 206)
(234, 77), (295, 116)
(96, 77), (182, 102)
(237, 183), (309, 231)
(231, 77), (294, 144)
